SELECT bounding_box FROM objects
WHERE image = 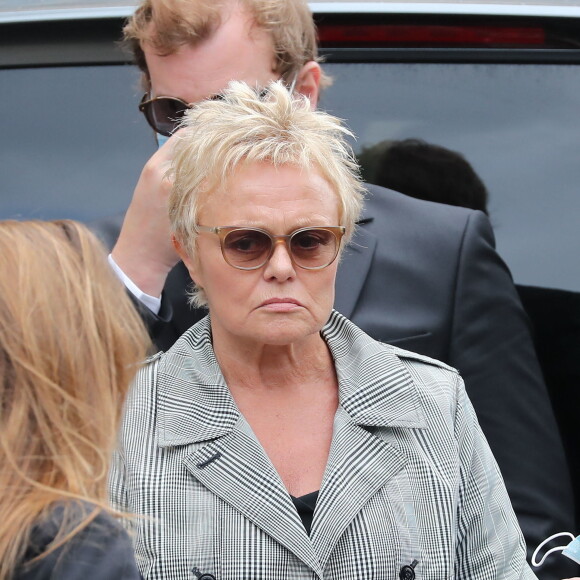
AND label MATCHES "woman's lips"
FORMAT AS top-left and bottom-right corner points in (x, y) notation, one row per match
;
(259, 297), (304, 311)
